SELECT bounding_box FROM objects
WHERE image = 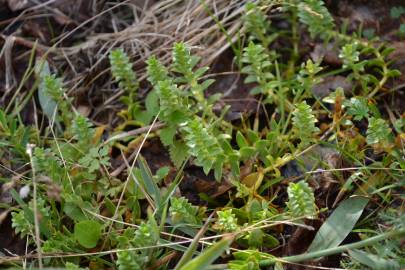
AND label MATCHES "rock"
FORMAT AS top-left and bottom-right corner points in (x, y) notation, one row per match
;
(312, 76), (353, 98)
